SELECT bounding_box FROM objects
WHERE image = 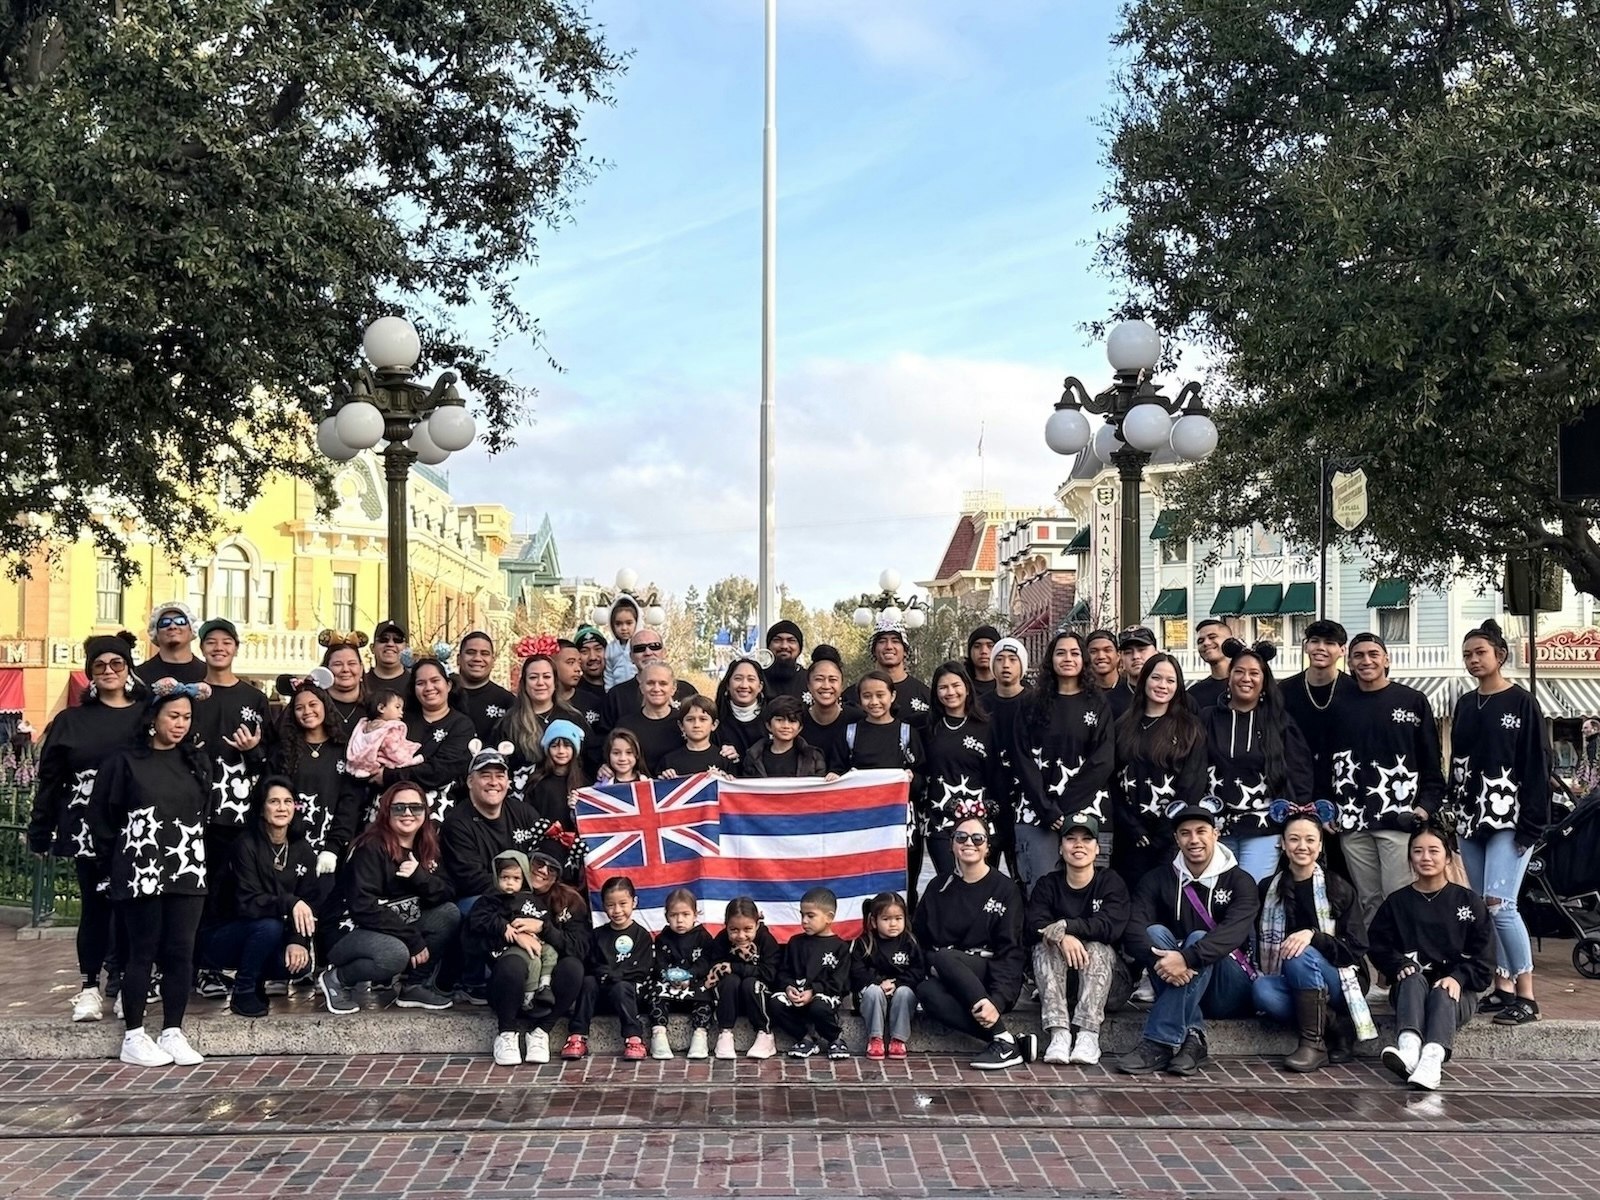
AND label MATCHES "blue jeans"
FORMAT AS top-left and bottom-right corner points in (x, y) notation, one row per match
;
(201, 917), (287, 992)
(1251, 946), (1349, 1026)
(1143, 925), (1253, 1048)
(1459, 830), (1534, 978)
(1223, 833), (1280, 882)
